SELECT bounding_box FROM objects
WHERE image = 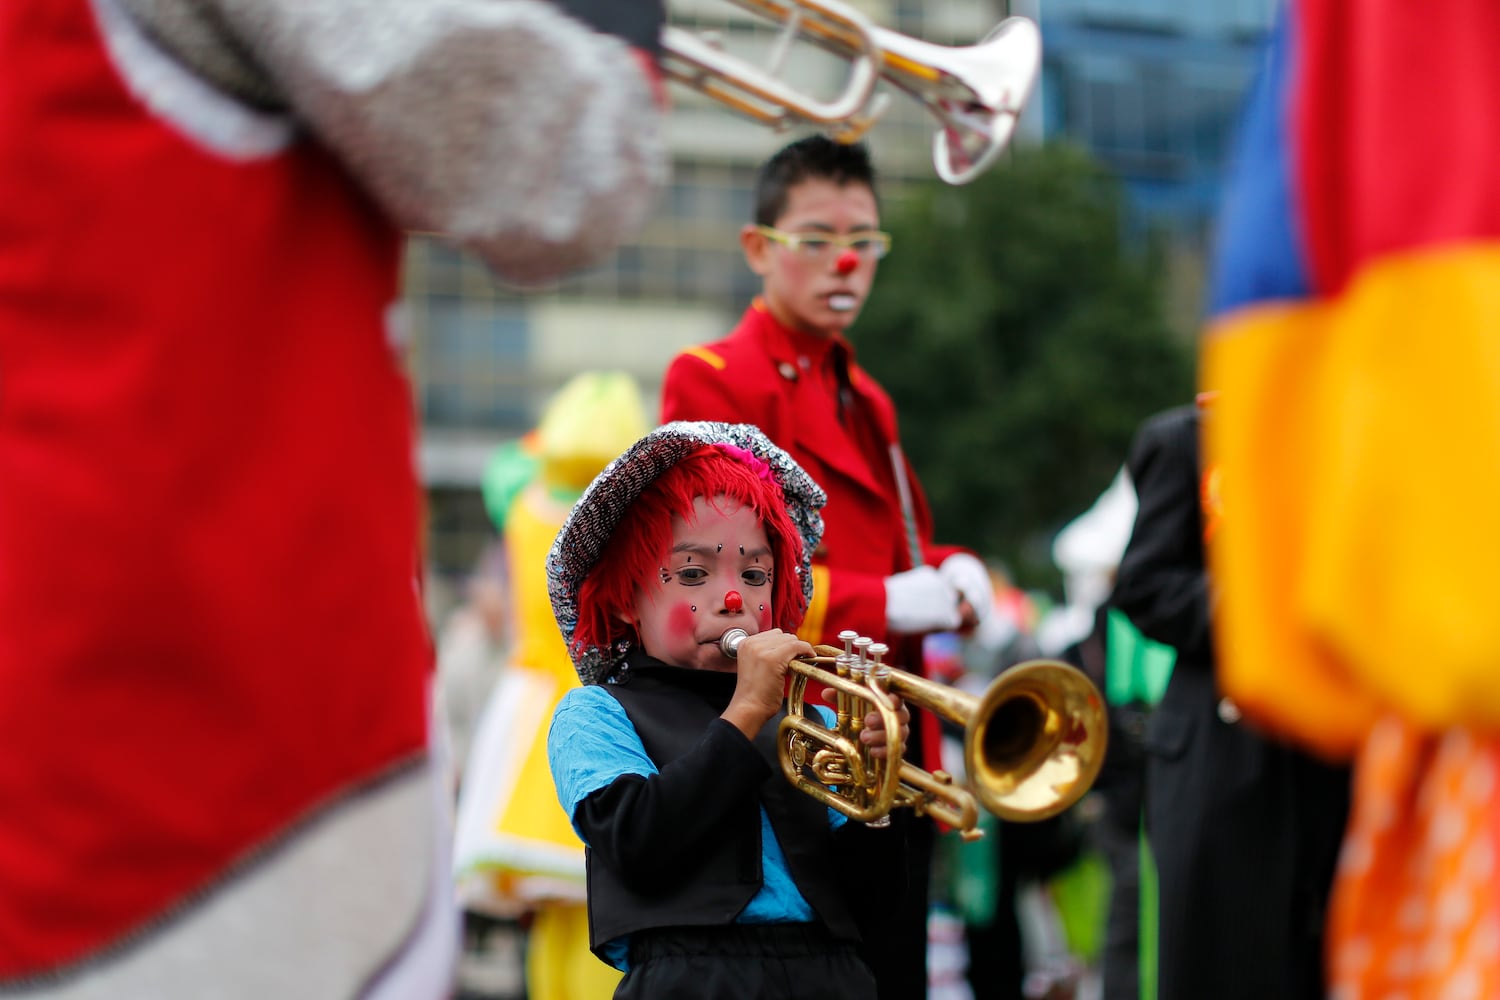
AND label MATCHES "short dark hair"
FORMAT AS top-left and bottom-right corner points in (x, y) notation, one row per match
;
(753, 134), (879, 226)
